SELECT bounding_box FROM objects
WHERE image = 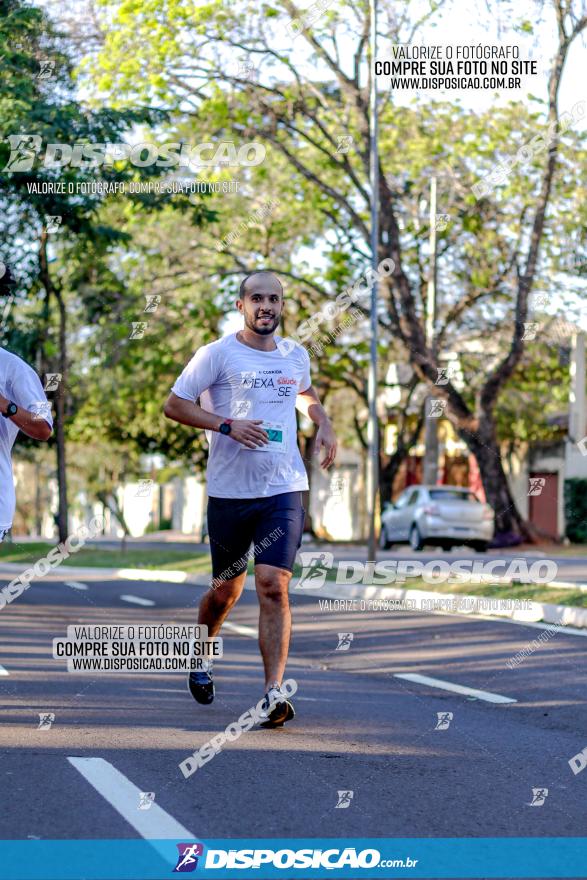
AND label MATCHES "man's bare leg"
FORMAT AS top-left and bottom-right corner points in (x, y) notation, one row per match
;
(198, 571), (247, 636)
(188, 571), (247, 705)
(254, 563), (292, 689)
